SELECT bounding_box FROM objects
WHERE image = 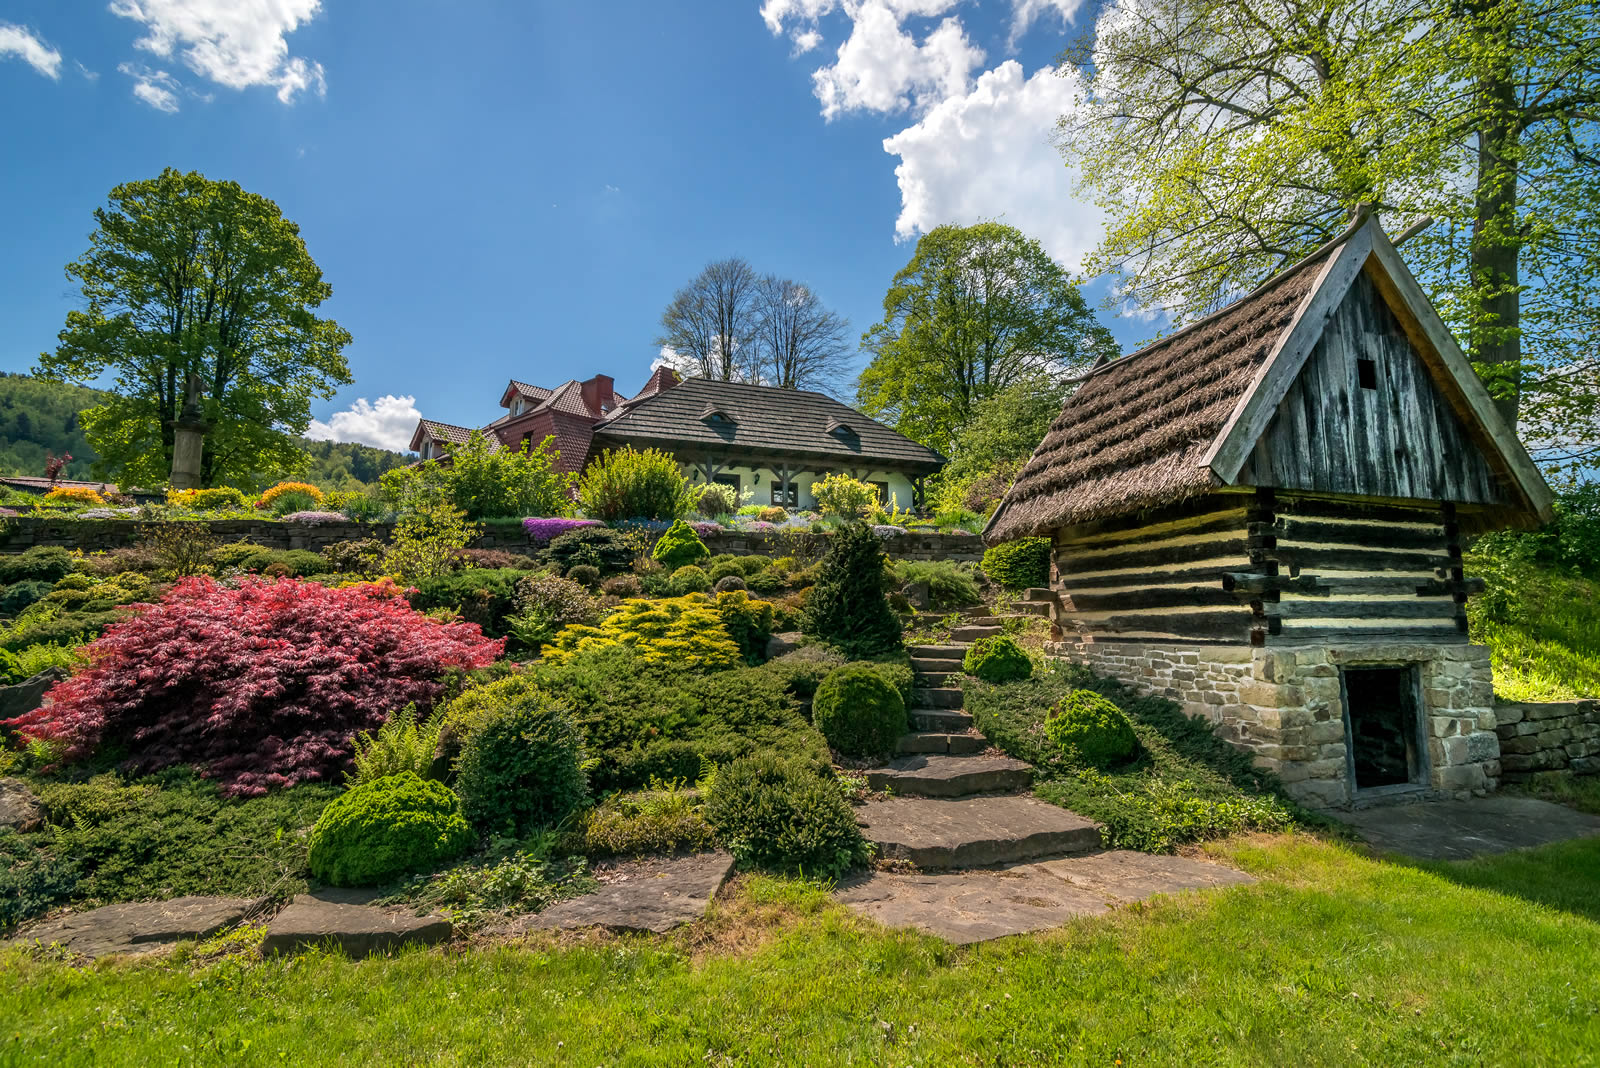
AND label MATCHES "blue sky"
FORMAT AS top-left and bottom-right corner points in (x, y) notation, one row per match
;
(0, 0), (1131, 452)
